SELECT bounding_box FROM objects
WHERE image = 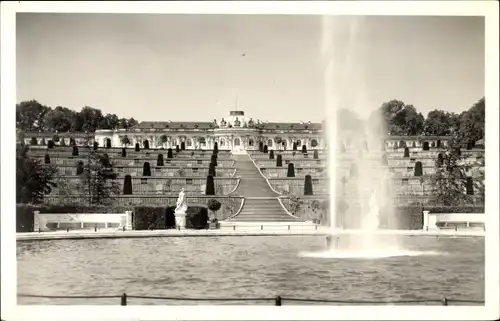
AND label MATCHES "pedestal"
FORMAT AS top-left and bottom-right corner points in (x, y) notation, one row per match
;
(423, 210), (430, 231)
(175, 212), (187, 229)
